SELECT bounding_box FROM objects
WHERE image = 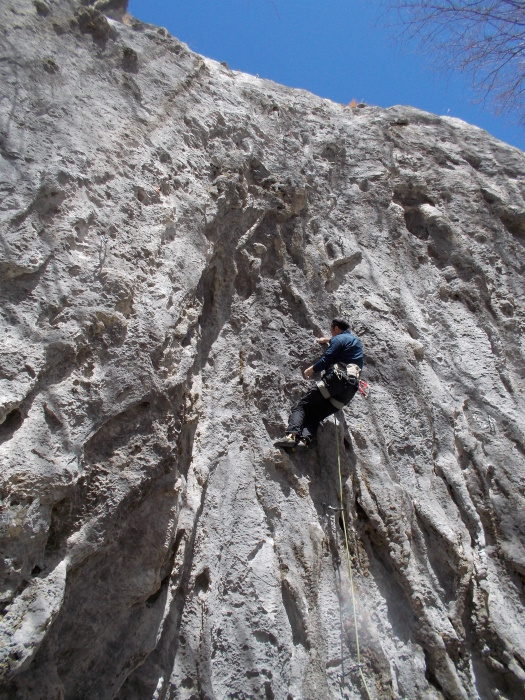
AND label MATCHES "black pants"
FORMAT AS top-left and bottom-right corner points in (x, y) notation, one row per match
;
(286, 382), (358, 442)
